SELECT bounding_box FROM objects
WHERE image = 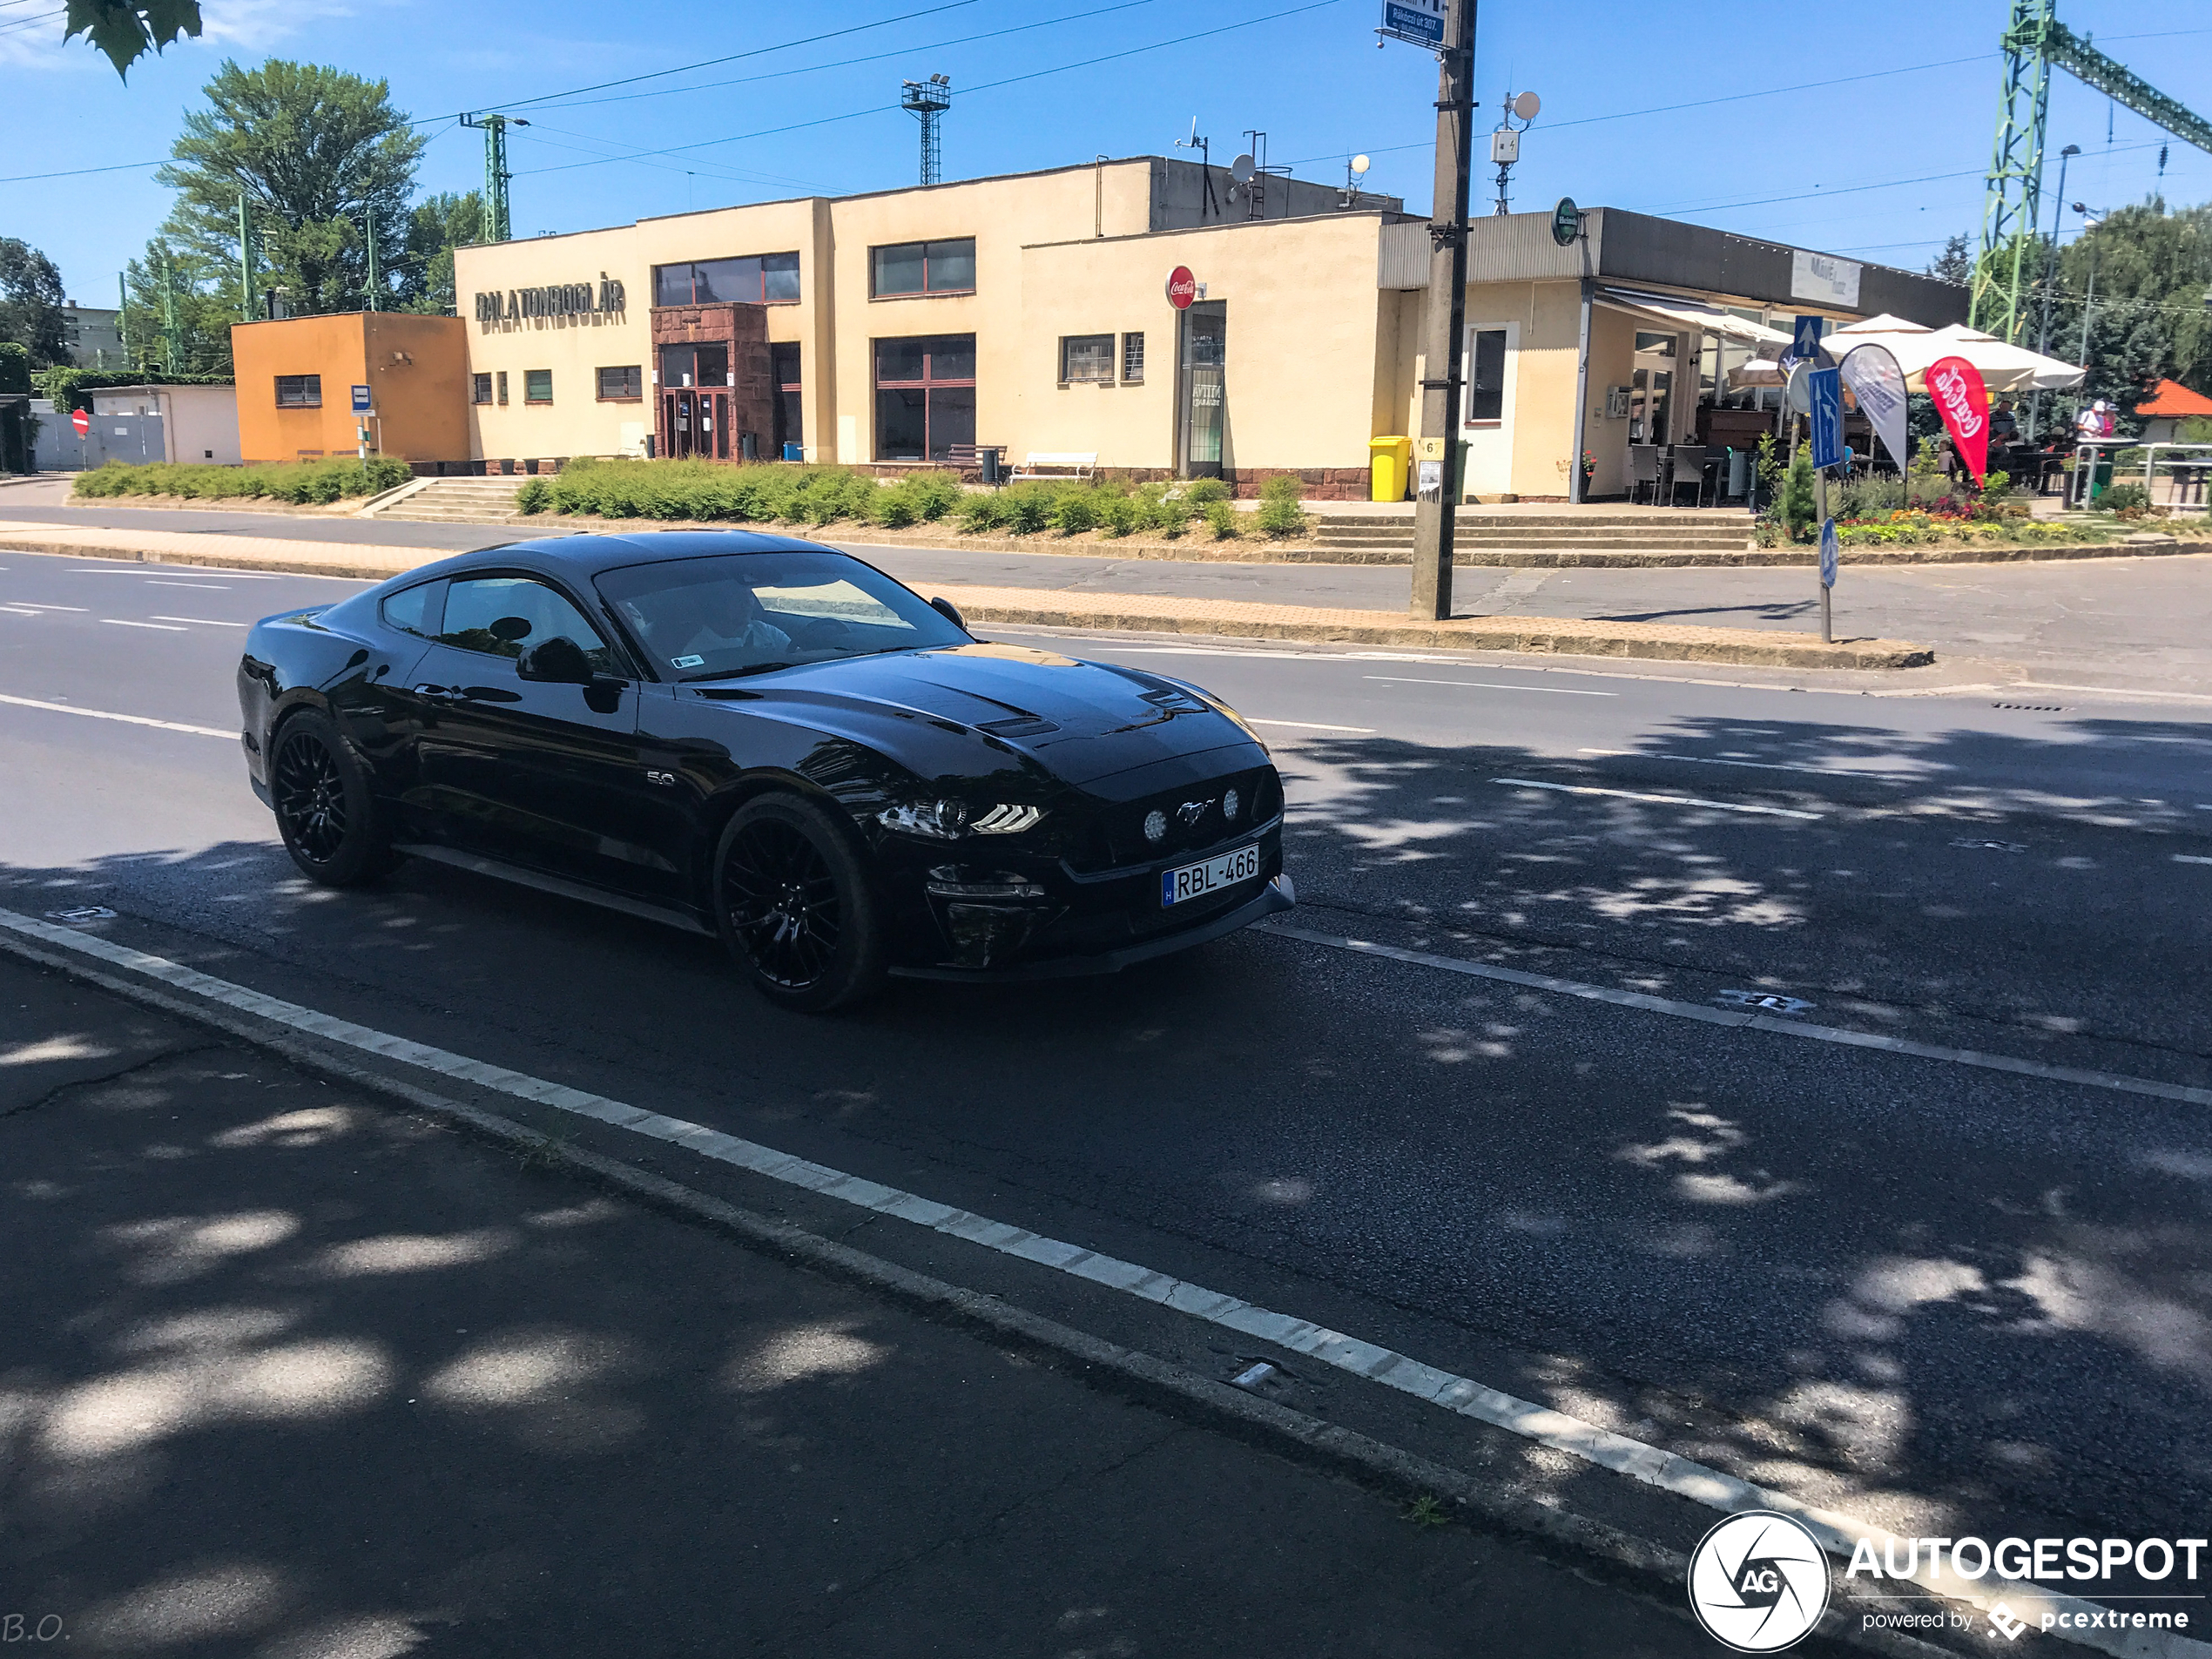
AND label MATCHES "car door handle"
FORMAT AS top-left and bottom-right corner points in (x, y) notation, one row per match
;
(411, 683), (456, 703)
